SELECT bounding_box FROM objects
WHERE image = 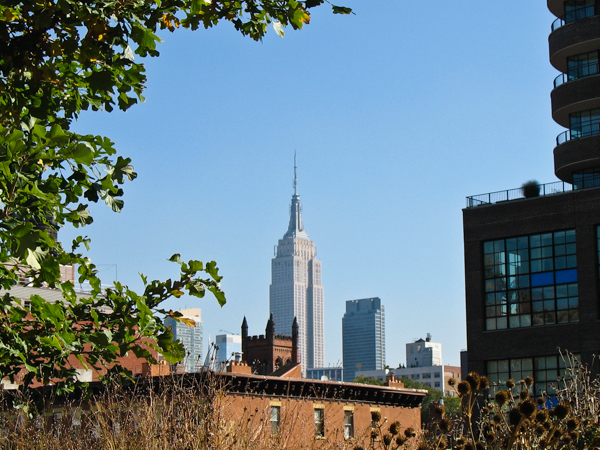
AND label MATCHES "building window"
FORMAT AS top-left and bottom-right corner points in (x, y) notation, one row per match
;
(574, 169), (600, 189)
(434, 381), (441, 388)
(487, 355), (577, 396)
(483, 230), (578, 330)
(270, 406), (280, 435)
(565, 0), (598, 24)
(434, 372), (441, 378)
(567, 50), (599, 81)
(571, 108), (600, 139)
(344, 410), (354, 440)
(314, 408), (325, 438)
(423, 373), (431, 379)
